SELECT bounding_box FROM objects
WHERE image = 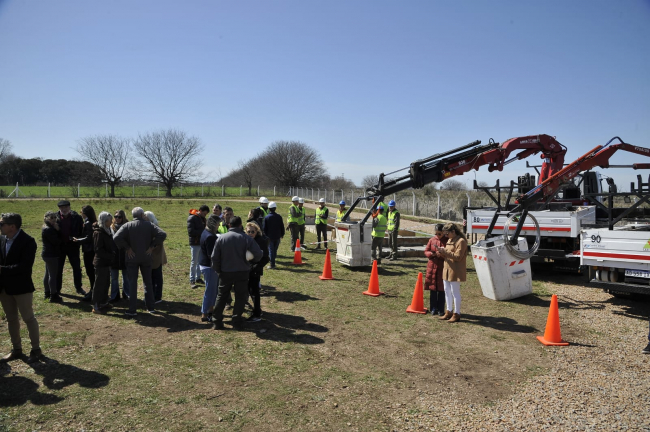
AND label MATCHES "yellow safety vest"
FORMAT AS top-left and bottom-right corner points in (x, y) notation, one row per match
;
(297, 207), (305, 225)
(336, 209), (346, 222)
(258, 206), (268, 217)
(372, 214), (387, 238)
(288, 205), (305, 224)
(387, 210), (400, 231)
(315, 207), (328, 225)
(218, 221), (228, 234)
